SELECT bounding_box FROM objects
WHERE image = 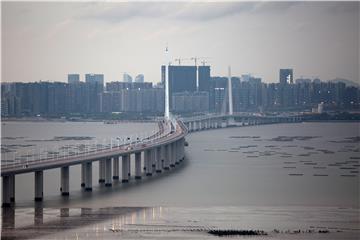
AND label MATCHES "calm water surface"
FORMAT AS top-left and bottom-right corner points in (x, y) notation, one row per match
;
(1, 121), (359, 239)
